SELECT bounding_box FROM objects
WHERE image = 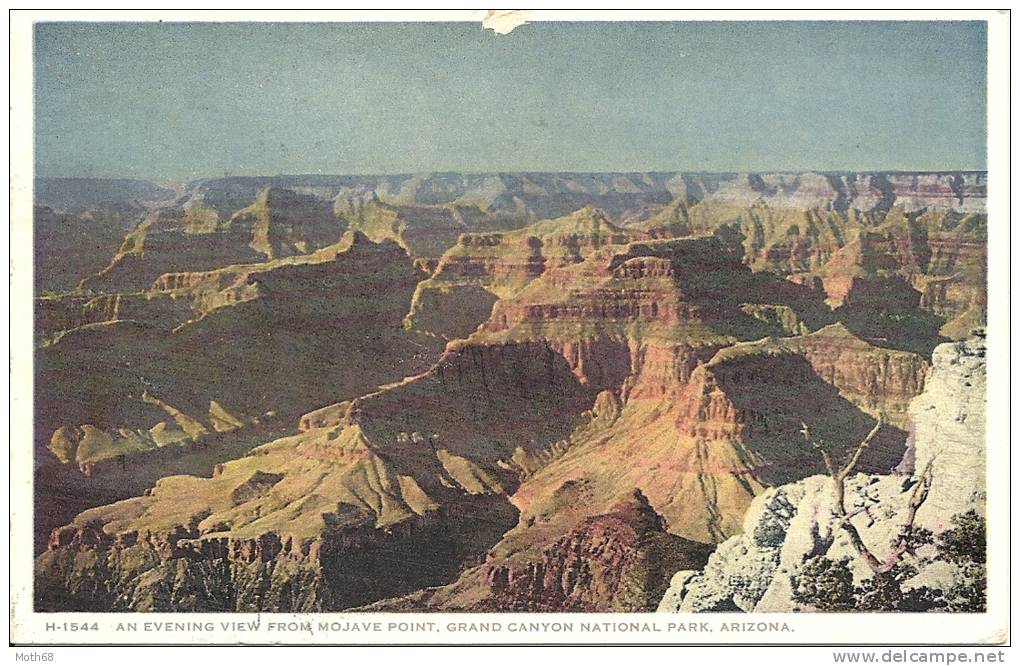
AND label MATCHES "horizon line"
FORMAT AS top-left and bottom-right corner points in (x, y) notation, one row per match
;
(35, 168), (991, 183)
